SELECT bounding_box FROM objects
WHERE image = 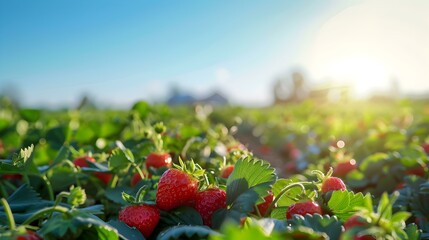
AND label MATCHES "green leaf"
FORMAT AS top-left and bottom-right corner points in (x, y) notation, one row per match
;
(19, 109), (41, 123)
(108, 220), (145, 240)
(109, 148), (135, 169)
(270, 207), (288, 220)
(391, 211), (411, 223)
(211, 221), (273, 240)
(287, 214), (342, 240)
(160, 206), (203, 226)
(49, 145), (70, 169)
(46, 125), (69, 149)
(157, 225), (218, 240)
(122, 192), (136, 204)
(226, 156), (276, 188)
(405, 223), (421, 240)
(272, 179), (303, 207)
(12, 144), (34, 168)
(328, 190), (370, 221)
(132, 101), (151, 119)
(377, 193), (392, 220)
(39, 210), (118, 240)
(226, 156), (276, 214)
(105, 186), (133, 205)
(0, 184), (56, 224)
